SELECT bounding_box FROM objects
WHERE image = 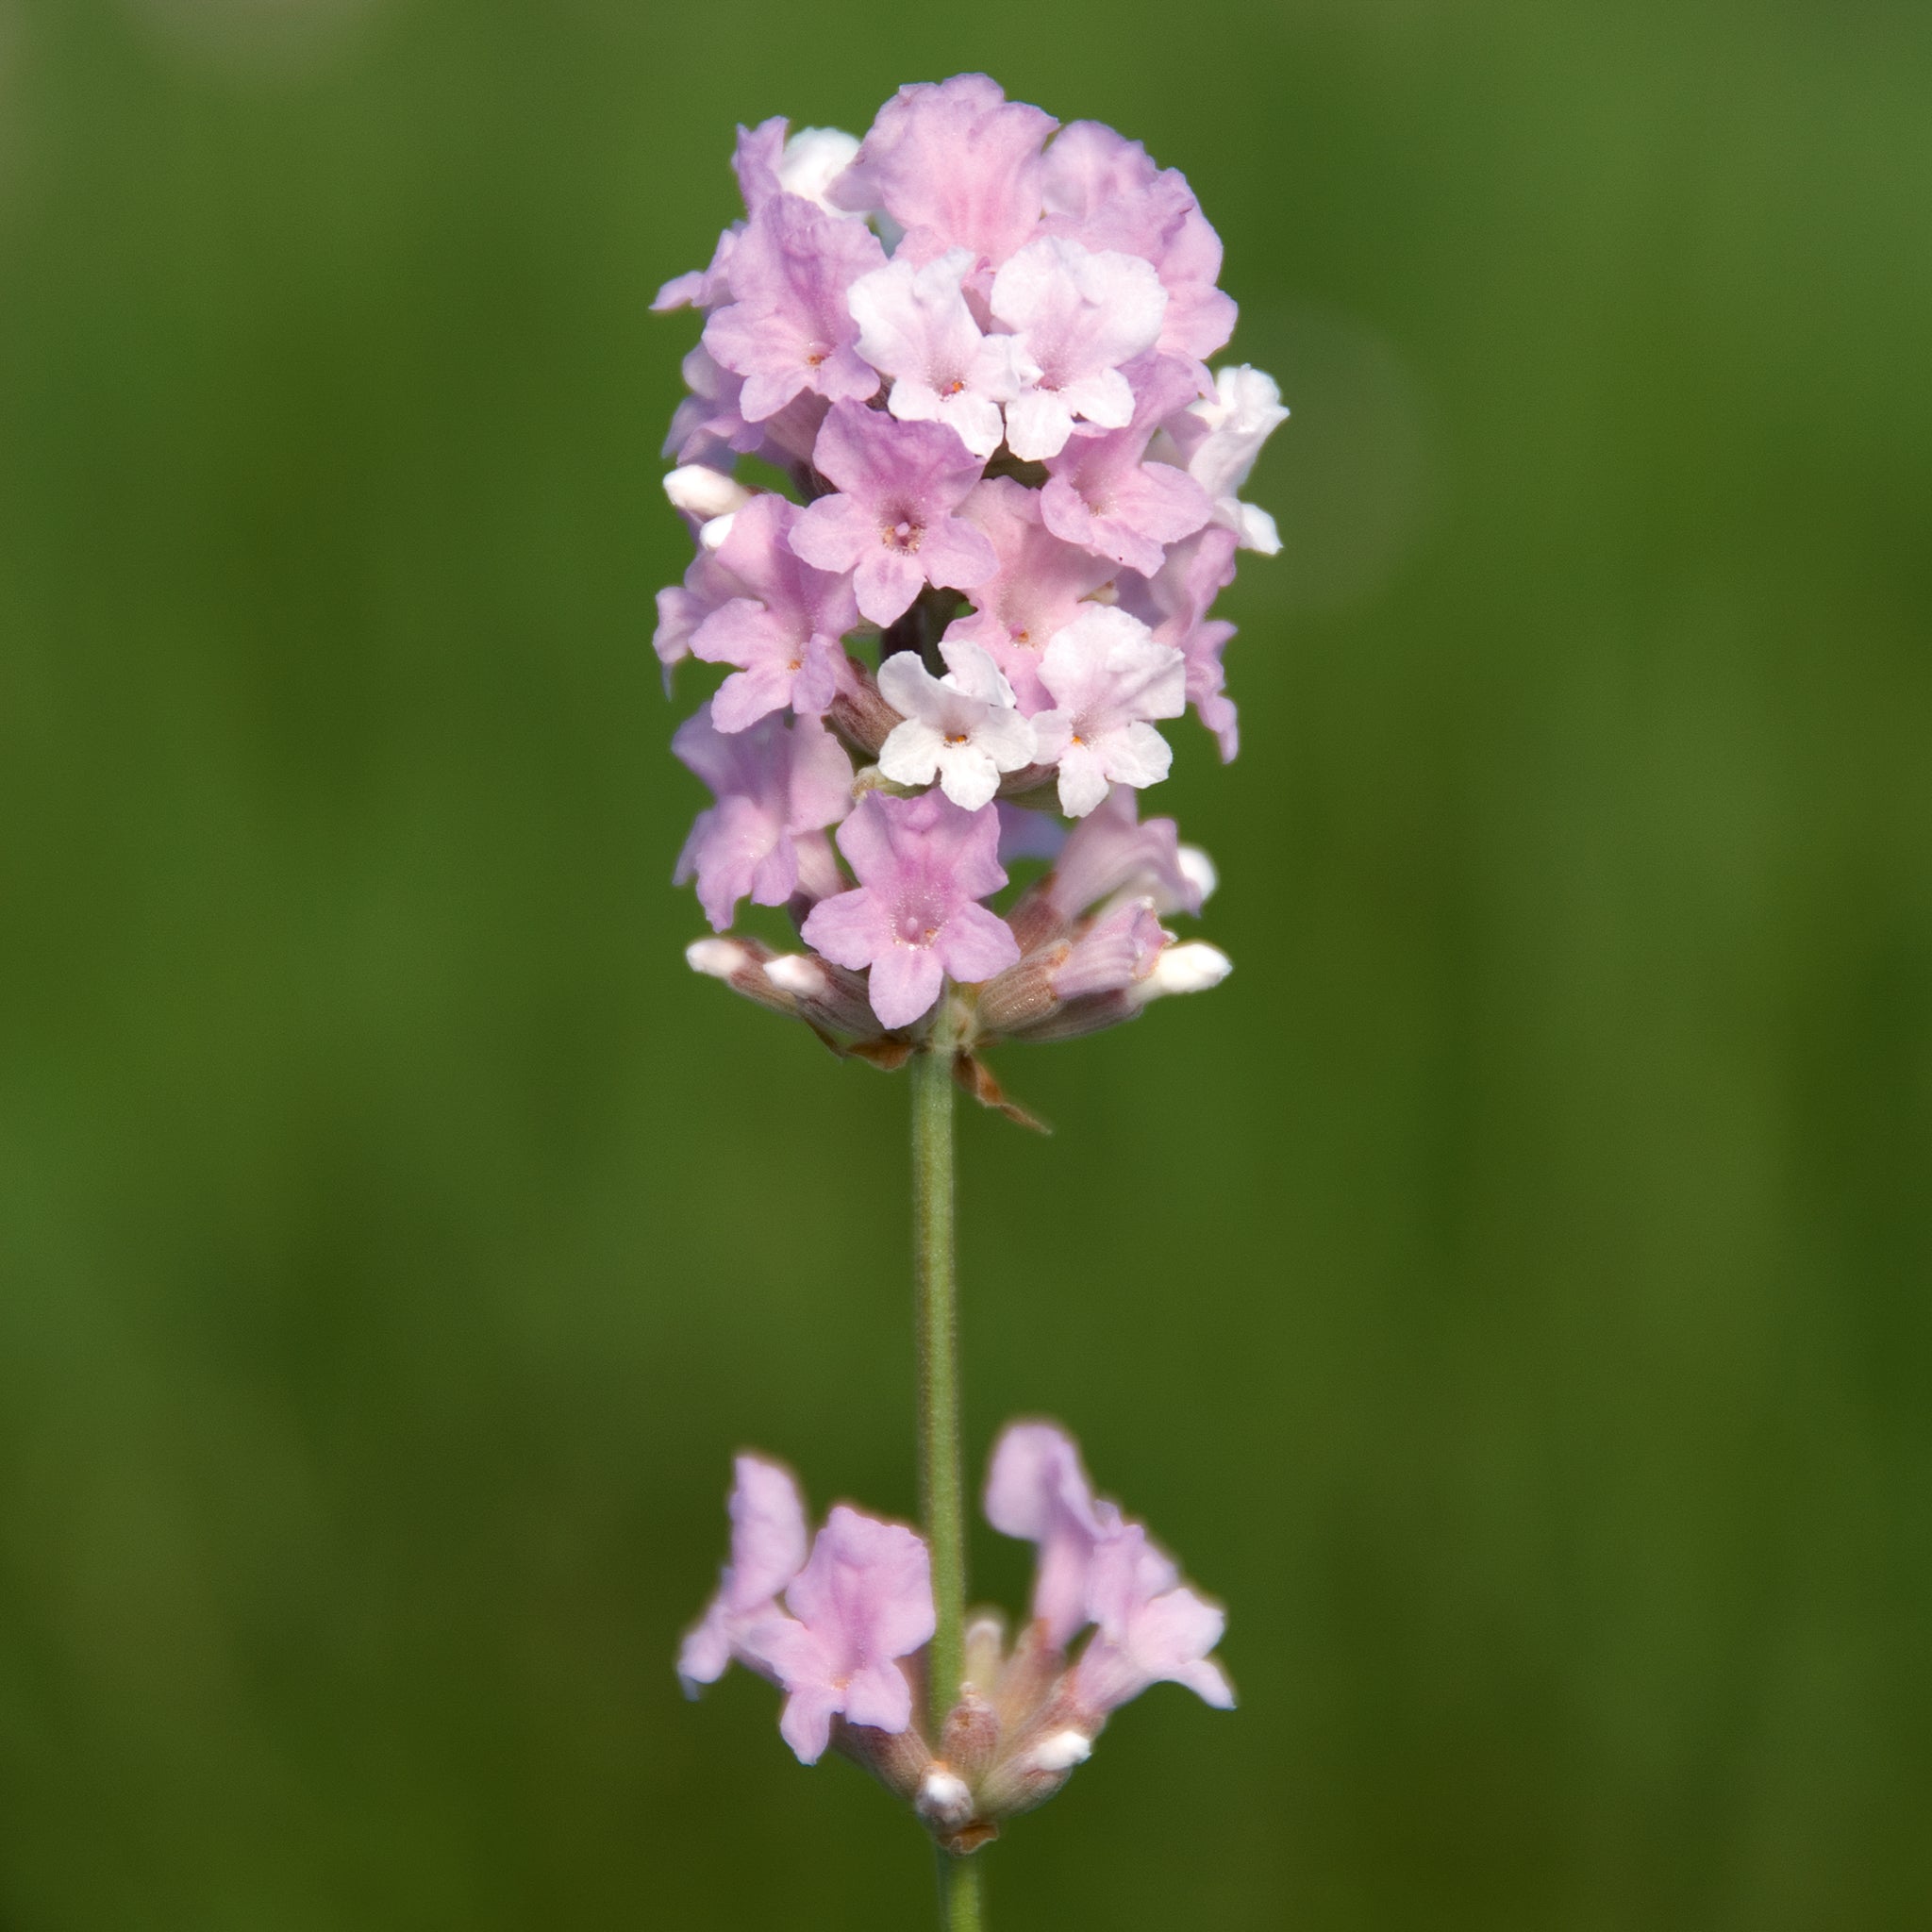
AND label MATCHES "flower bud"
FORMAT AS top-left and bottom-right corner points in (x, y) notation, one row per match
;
(684, 936), (797, 1017)
(826, 657), (902, 759)
(914, 1767), (975, 1833)
(941, 1688), (1000, 1783)
(1026, 1728), (1092, 1773)
(765, 951), (884, 1039)
(663, 463), (753, 525)
(973, 943), (1071, 1039)
(1133, 940), (1232, 1000)
(1177, 844), (1218, 907)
